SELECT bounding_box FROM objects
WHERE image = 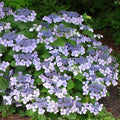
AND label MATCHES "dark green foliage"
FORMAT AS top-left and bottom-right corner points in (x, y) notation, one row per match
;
(29, 0), (71, 20)
(0, 77), (9, 90)
(84, 0), (120, 45)
(3, 0), (72, 19)
(0, 103), (16, 118)
(3, 0), (33, 9)
(89, 108), (117, 120)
